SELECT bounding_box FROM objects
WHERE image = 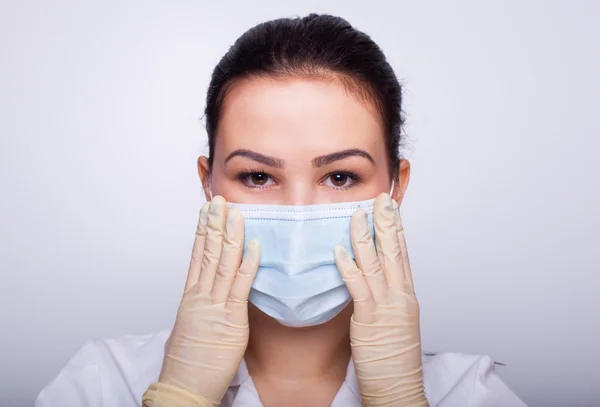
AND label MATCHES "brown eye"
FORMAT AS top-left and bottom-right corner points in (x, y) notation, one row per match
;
(239, 171), (274, 189)
(251, 173), (268, 185)
(323, 172), (360, 190)
(330, 173), (348, 187)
